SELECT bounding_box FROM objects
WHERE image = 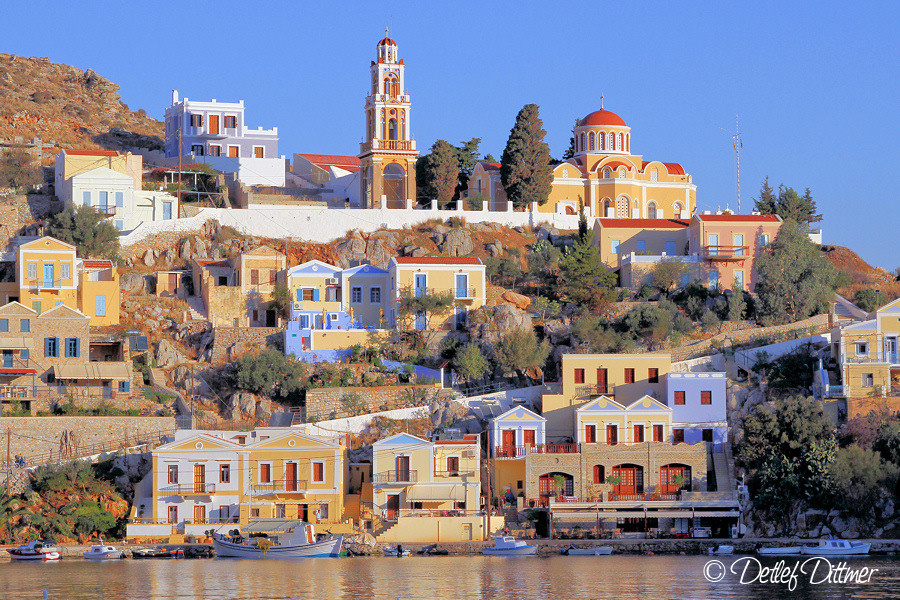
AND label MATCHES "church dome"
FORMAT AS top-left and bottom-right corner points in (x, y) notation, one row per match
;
(580, 108), (627, 127)
(378, 37), (397, 47)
